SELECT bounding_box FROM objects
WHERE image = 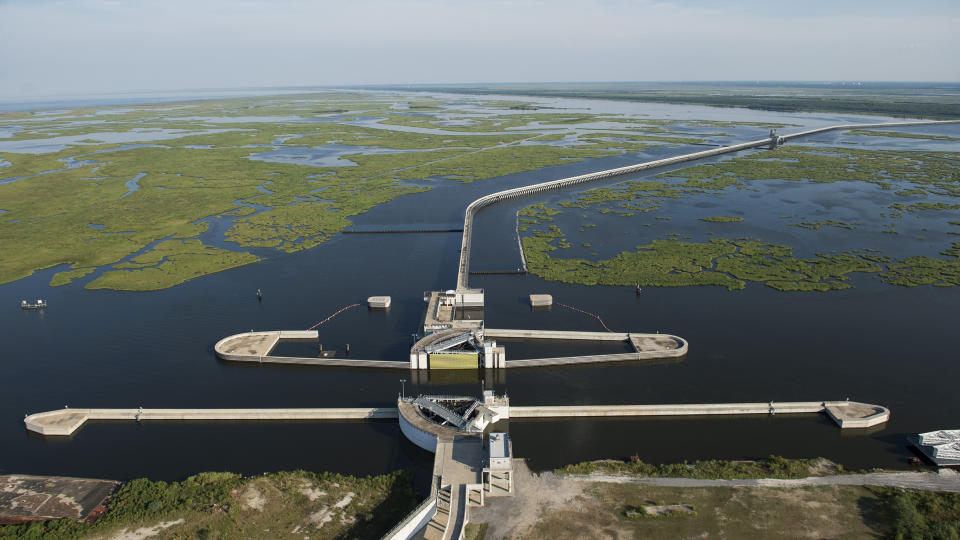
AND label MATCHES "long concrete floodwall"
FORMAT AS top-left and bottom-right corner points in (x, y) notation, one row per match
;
(509, 400), (890, 429)
(240, 355), (409, 369)
(485, 328), (631, 341)
(506, 351), (684, 367)
(456, 118), (960, 290)
(24, 400), (888, 438)
(24, 407), (399, 436)
(510, 402), (825, 417)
